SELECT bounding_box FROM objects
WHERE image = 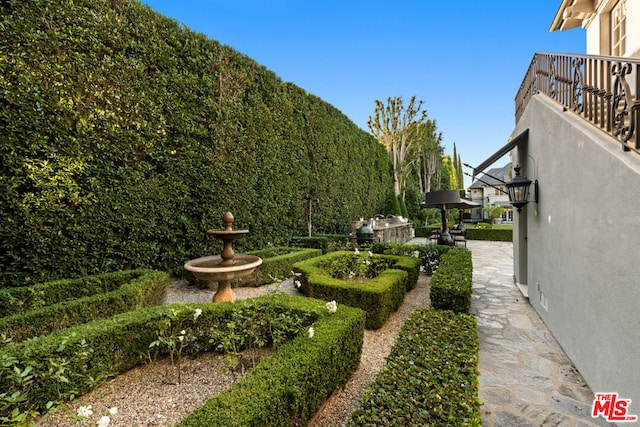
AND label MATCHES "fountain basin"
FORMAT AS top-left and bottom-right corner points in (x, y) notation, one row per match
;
(184, 254), (263, 302)
(184, 254), (263, 283)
